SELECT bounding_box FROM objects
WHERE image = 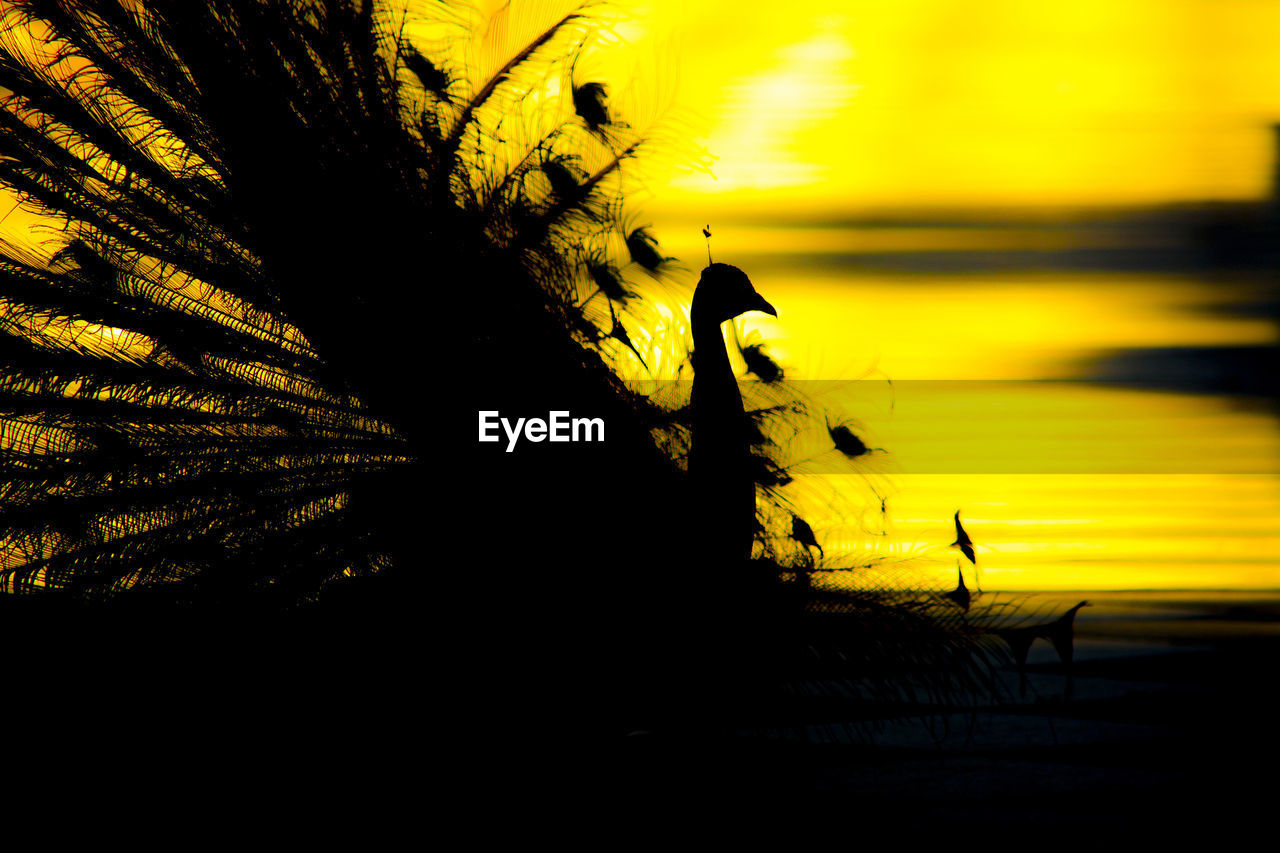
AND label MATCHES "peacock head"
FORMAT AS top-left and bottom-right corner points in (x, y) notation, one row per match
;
(692, 263), (777, 326)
